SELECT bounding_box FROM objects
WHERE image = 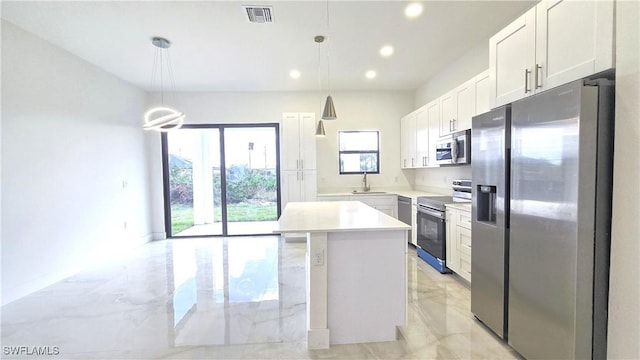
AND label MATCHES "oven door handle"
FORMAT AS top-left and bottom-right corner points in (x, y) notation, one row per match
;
(417, 206), (445, 219)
